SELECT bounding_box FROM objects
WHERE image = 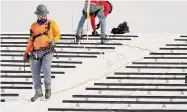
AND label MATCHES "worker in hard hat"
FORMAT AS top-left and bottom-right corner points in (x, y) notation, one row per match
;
(23, 4), (60, 102)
